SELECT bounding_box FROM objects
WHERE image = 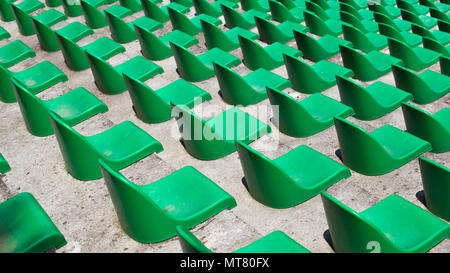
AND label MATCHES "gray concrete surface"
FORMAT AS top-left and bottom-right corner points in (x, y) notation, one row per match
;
(0, 0), (449, 253)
